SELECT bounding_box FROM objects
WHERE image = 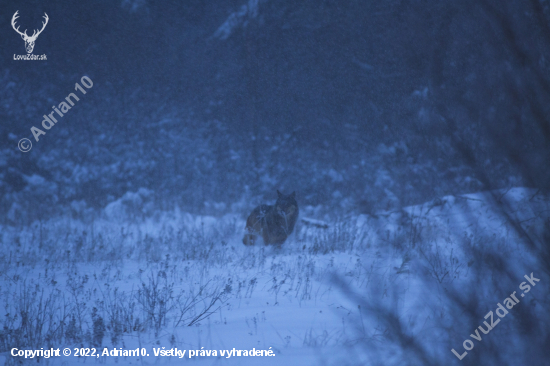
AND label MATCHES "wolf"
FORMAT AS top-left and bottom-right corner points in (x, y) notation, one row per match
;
(243, 190), (299, 246)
